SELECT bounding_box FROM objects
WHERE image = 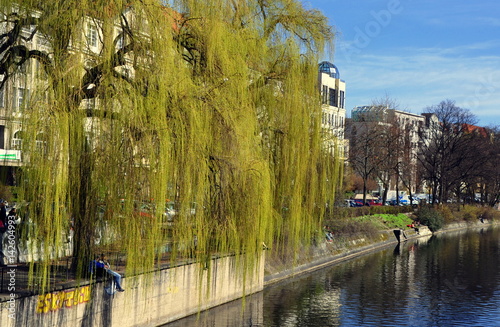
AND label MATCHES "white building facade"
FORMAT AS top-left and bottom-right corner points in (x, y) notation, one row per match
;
(349, 105), (426, 196)
(0, 7), (138, 185)
(318, 61), (346, 159)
